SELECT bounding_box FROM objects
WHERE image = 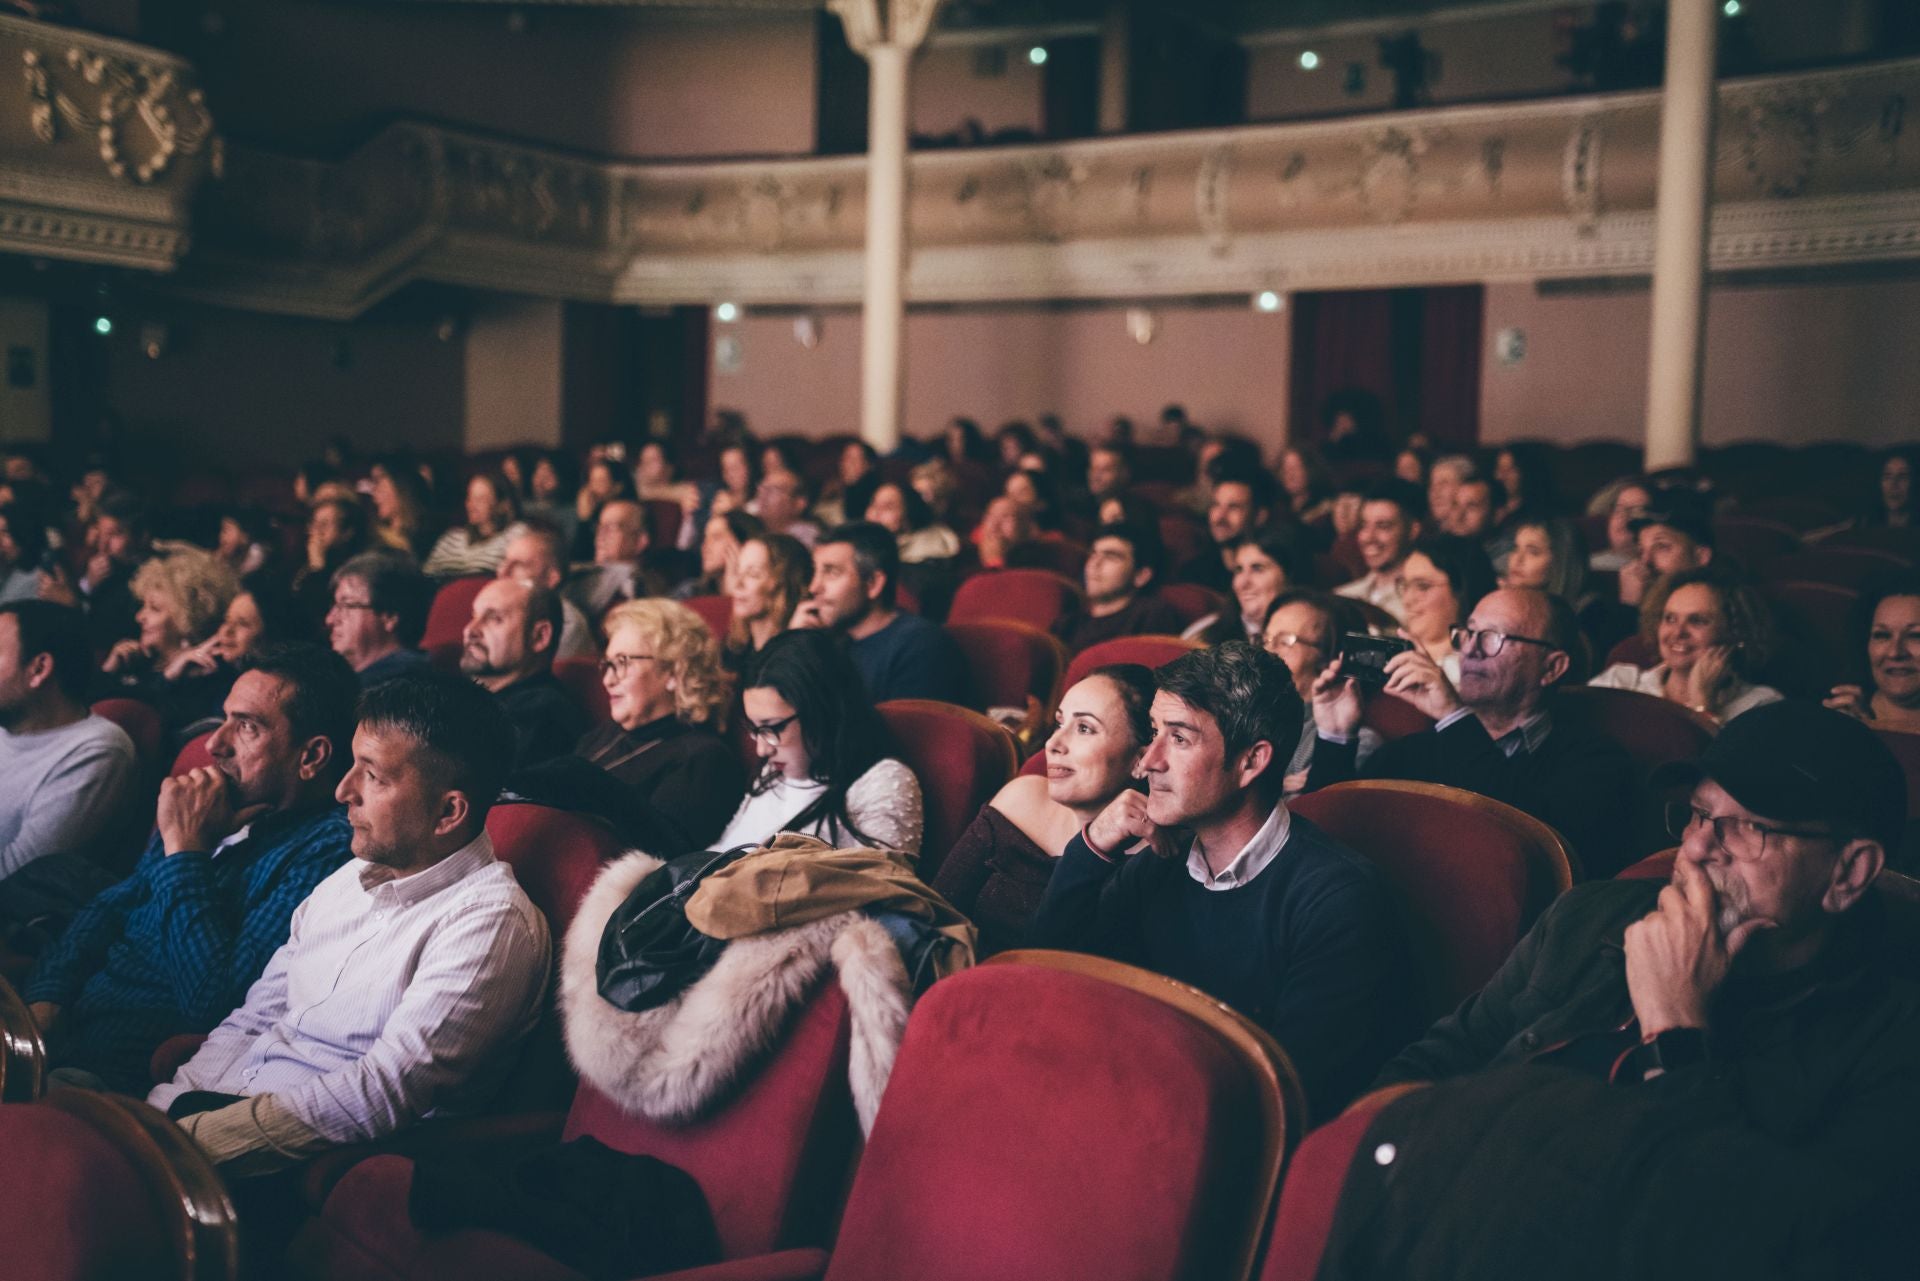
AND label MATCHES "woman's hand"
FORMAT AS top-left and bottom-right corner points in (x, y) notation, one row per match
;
(163, 638), (222, 682)
(1685, 645), (1735, 714)
(1824, 684), (1870, 720)
(101, 638), (146, 674)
